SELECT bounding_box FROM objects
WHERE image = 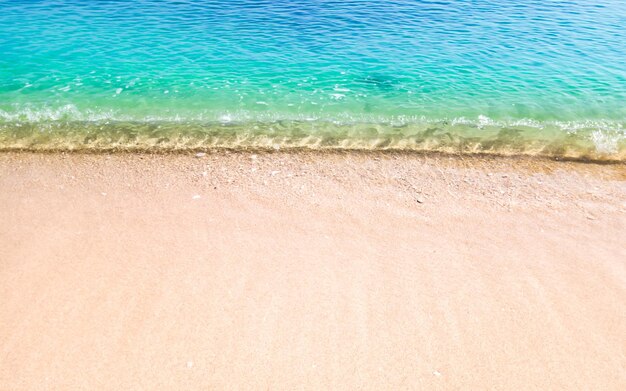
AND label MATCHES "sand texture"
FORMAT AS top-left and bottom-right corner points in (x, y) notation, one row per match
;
(0, 151), (625, 389)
